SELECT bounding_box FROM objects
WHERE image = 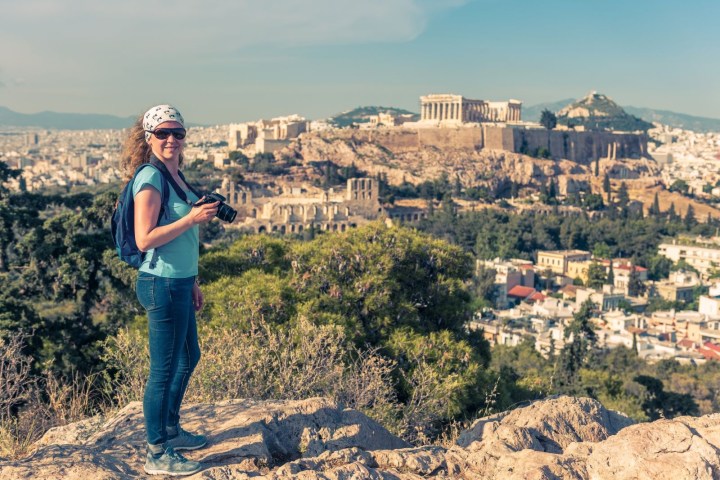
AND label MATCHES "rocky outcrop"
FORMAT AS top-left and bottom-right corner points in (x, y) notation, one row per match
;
(3, 395), (720, 479)
(281, 131), (660, 197)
